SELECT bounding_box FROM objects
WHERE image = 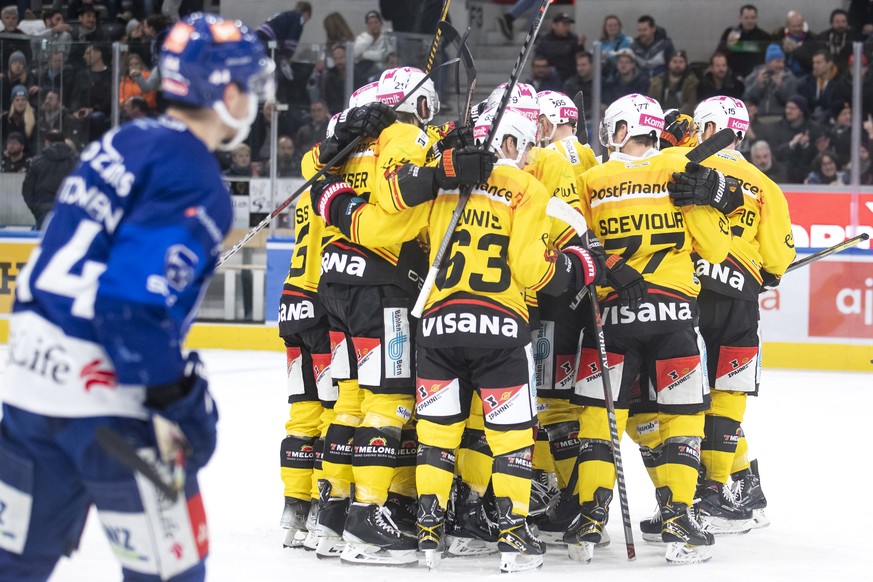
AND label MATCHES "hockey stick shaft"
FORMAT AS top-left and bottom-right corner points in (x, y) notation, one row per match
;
(572, 91), (588, 144)
(544, 197), (635, 560)
(784, 233), (869, 274)
(424, 0), (452, 74)
(412, 0), (553, 317)
(686, 127), (735, 163)
(219, 56), (460, 266)
(96, 426), (180, 501)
